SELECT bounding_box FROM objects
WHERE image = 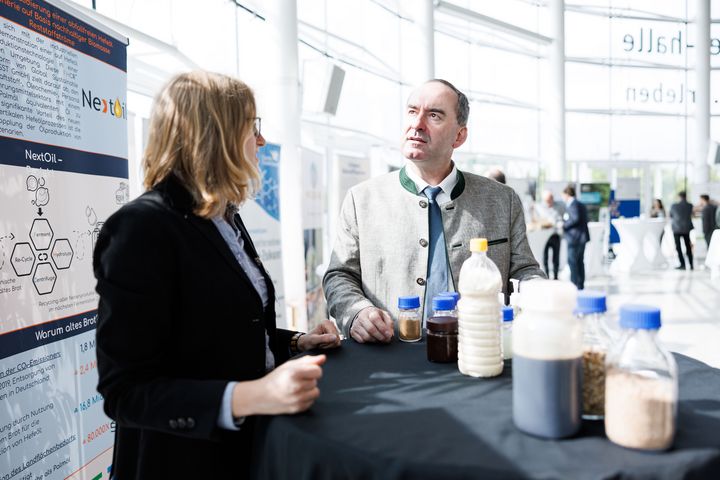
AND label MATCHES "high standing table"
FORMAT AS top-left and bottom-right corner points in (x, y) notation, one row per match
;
(611, 218), (665, 274)
(251, 340), (720, 480)
(706, 229), (720, 280)
(525, 228), (554, 271)
(585, 221), (606, 278)
(644, 218), (667, 268)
